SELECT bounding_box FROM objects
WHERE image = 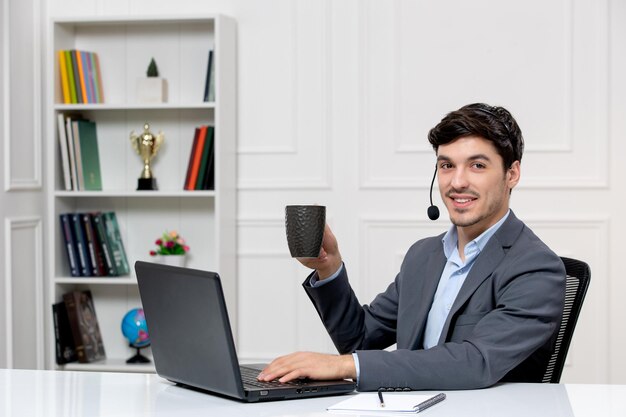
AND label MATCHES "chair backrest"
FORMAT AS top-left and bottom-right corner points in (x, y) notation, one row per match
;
(541, 257), (591, 383)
